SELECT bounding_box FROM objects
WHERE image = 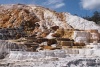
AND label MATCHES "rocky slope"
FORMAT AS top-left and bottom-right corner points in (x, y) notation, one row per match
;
(0, 4), (100, 37)
(0, 4), (100, 67)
